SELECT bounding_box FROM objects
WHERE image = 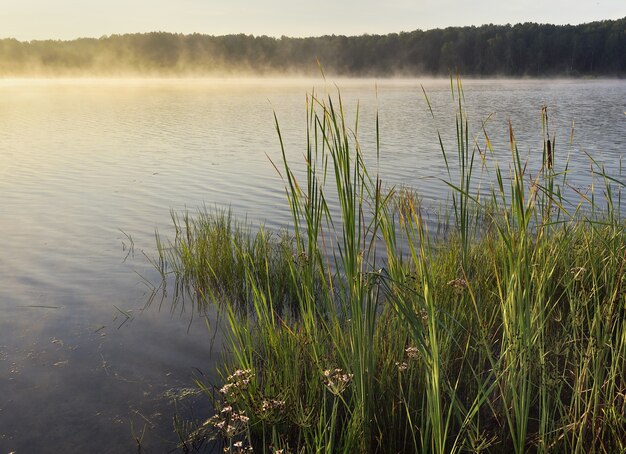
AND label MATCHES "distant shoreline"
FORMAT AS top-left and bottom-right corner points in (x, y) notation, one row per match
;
(0, 75), (623, 82)
(0, 18), (624, 78)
